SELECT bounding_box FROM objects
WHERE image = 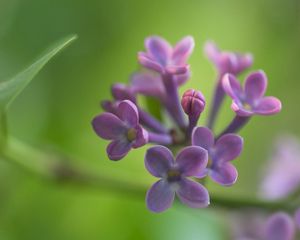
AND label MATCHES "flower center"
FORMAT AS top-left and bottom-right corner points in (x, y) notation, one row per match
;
(207, 158), (213, 168)
(126, 128), (137, 142)
(167, 169), (181, 182)
(243, 103), (252, 111)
